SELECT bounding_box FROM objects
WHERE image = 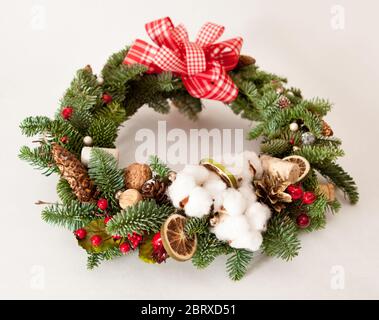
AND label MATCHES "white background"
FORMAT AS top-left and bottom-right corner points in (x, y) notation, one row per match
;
(1, 0), (378, 299)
